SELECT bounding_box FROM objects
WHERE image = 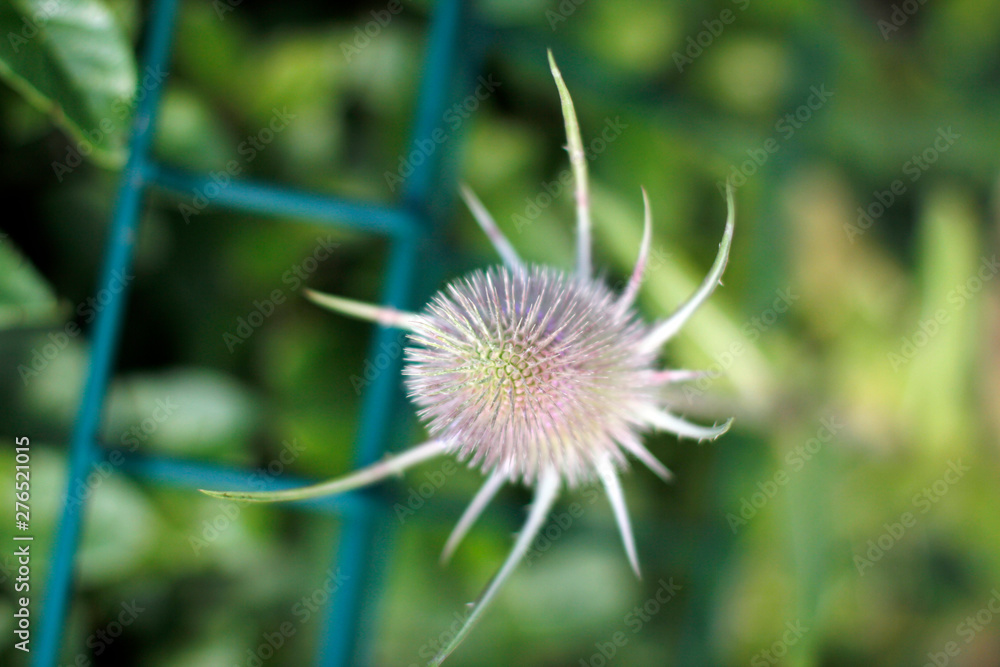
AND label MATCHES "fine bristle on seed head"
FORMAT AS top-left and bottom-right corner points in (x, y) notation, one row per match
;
(403, 265), (660, 487)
